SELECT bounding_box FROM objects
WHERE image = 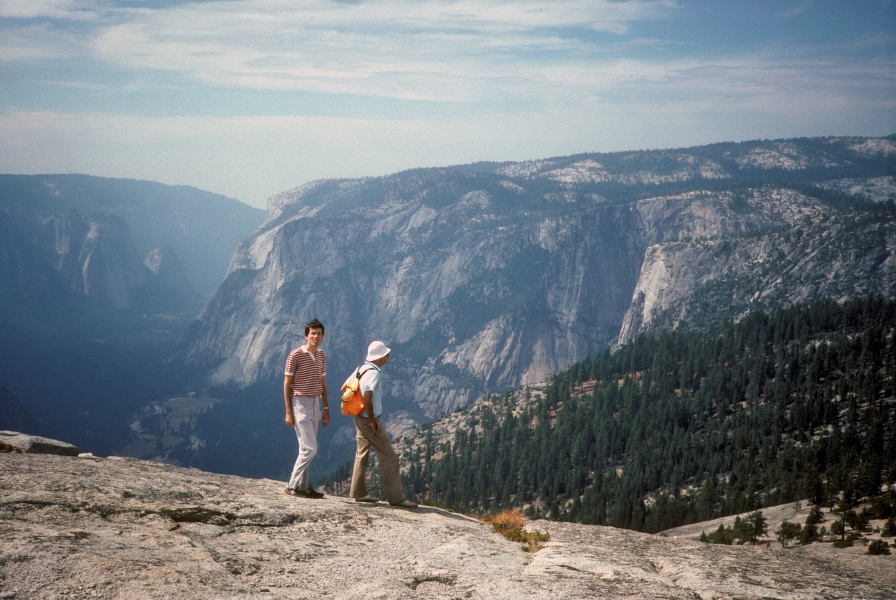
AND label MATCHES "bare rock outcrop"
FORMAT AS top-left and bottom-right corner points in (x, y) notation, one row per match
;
(617, 197), (896, 346)
(0, 431), (78, 456)
(2, 452), (894, 600)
